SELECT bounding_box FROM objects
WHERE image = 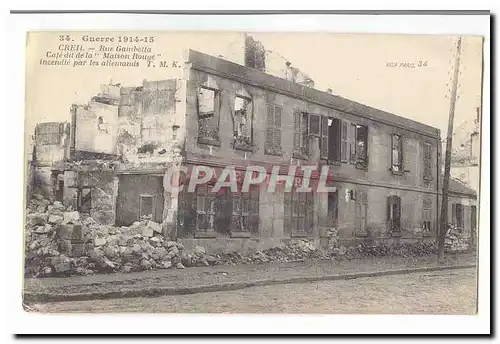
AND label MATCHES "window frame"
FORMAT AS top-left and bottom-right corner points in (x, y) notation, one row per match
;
(320, 116), (341, 164)
(197, 85), (221, 146)
(233, 94), (254, 151)
(391, 134), (404, 175)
